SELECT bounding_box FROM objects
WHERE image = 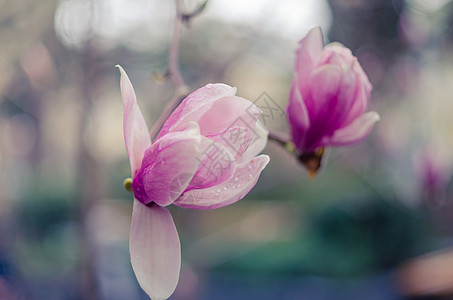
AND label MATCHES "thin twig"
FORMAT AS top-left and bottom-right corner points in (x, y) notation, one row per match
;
(268, 130), (290, 148)
(167, 0), (187, 90)
(181, 0), (209, 21)
(149, 93), (186, 140)
(149, 0), (208, 140)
